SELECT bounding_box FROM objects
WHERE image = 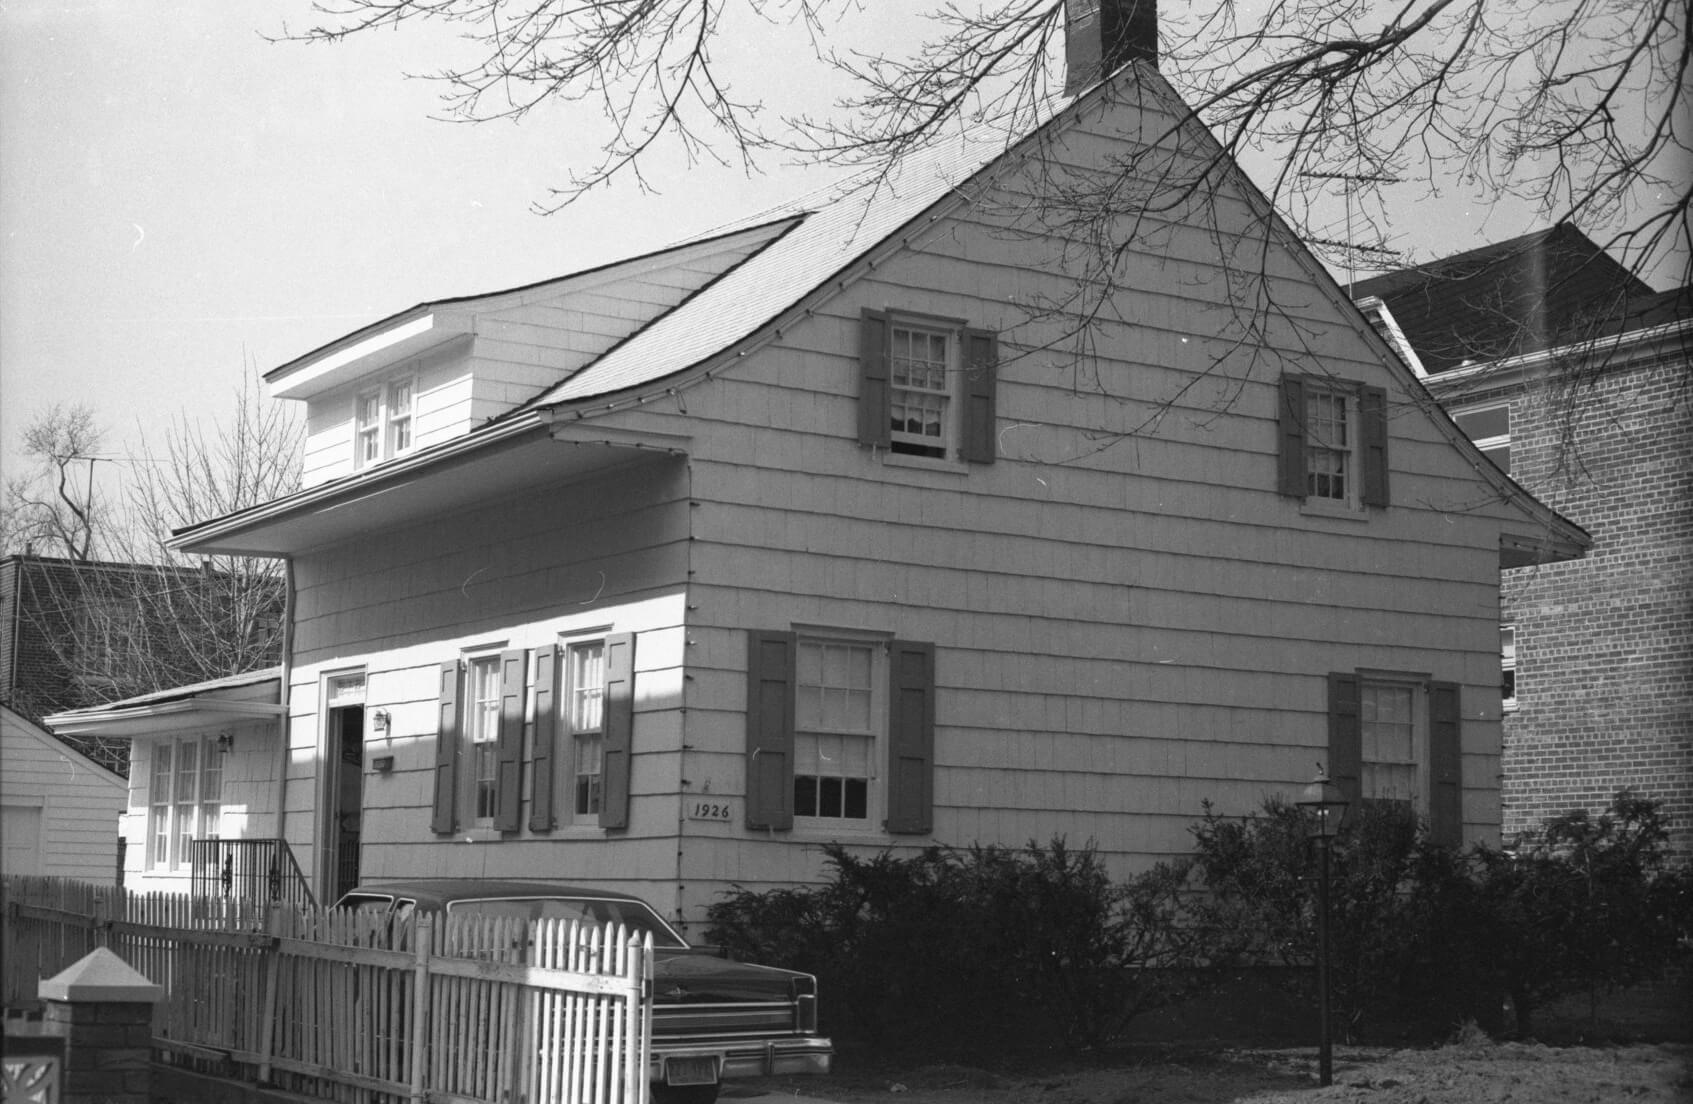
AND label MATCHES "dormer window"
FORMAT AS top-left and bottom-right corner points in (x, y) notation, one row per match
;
(354, 376), (418, 468)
